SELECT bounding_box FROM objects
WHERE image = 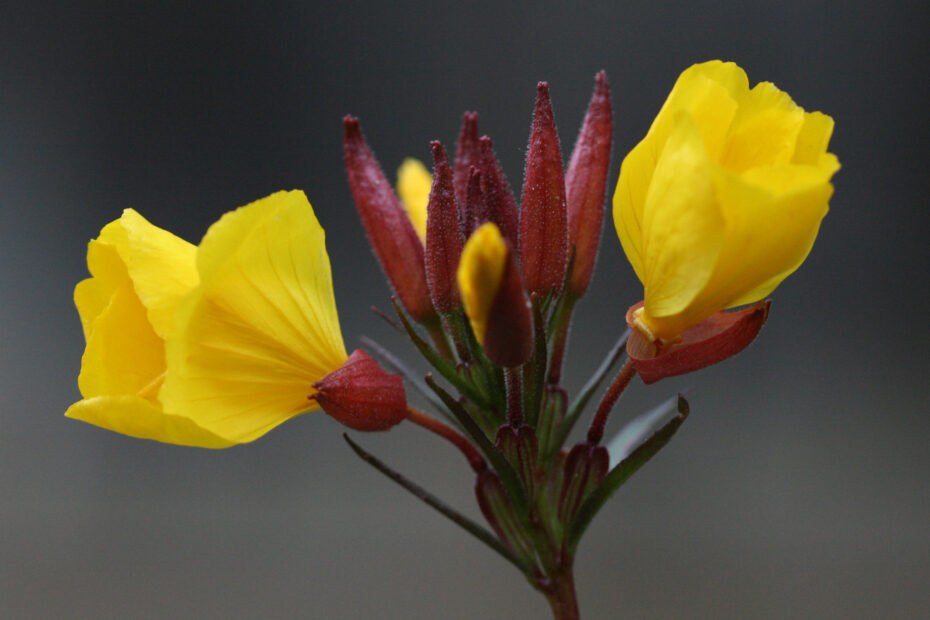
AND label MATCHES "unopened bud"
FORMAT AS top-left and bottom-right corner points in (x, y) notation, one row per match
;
(453, 112), (481, 228)
(566, 71), (613, 297)
(520, 81), (568, 297)
(458, 223), (532, 367)
(313, 349), (408, 431)
(343, 116), (435, 322)
(479, 136), (520, 252)
(425, 141), (464, 314)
